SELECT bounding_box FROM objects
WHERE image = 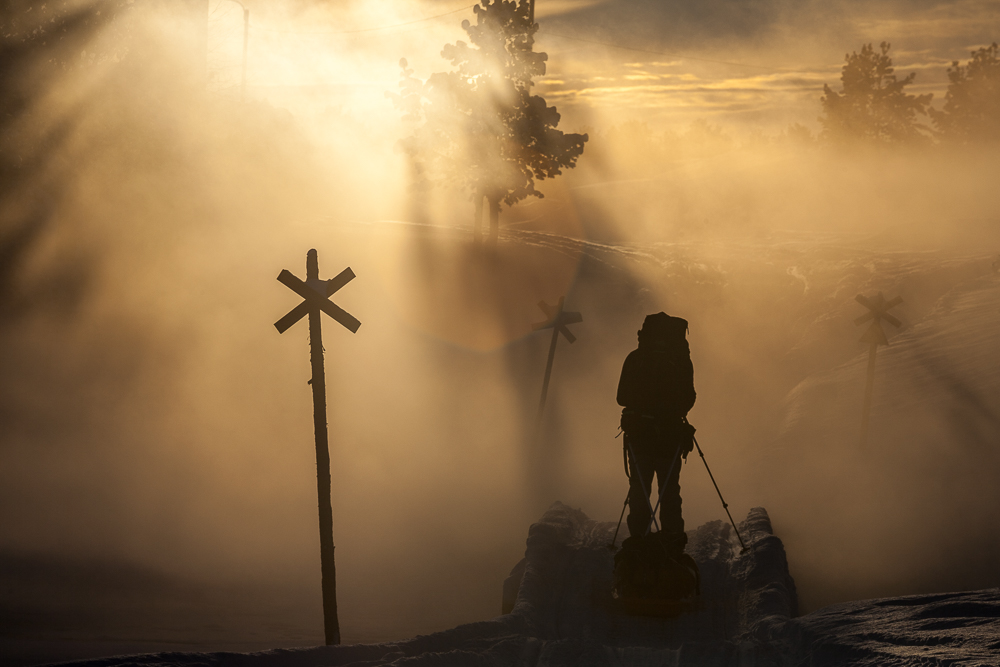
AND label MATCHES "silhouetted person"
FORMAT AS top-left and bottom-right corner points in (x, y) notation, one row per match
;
(617, 313), (695, 555)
